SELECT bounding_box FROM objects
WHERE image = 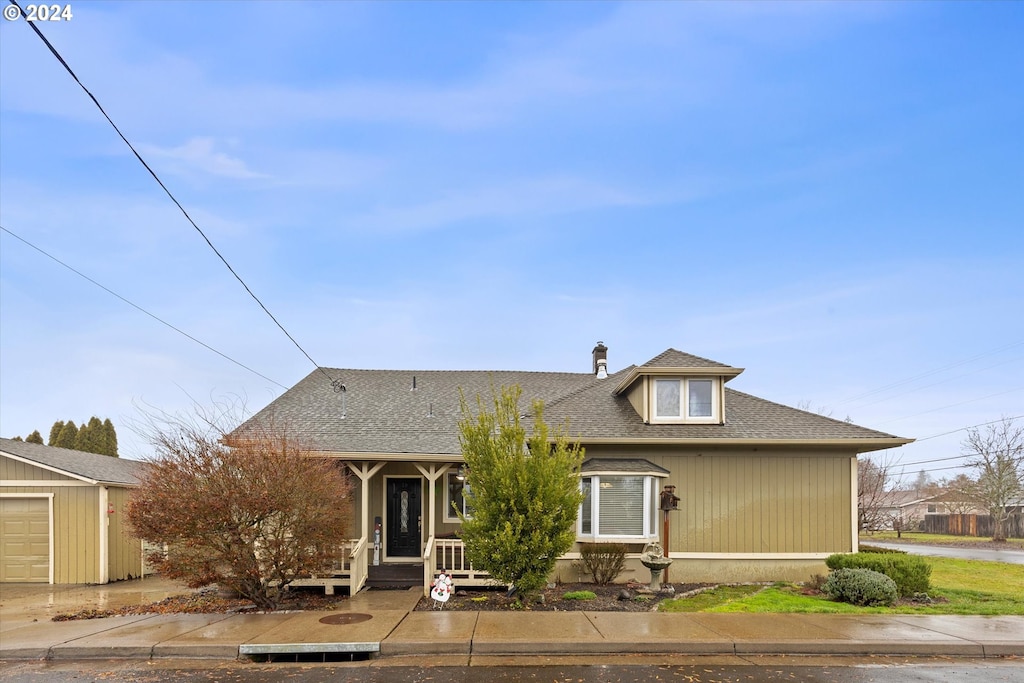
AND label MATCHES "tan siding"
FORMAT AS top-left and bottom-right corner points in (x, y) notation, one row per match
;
(107, 487), (143, 581)
(624, 380), (645, 421)
(1, 456), (76, 481)
(582, 445), (853, 554)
